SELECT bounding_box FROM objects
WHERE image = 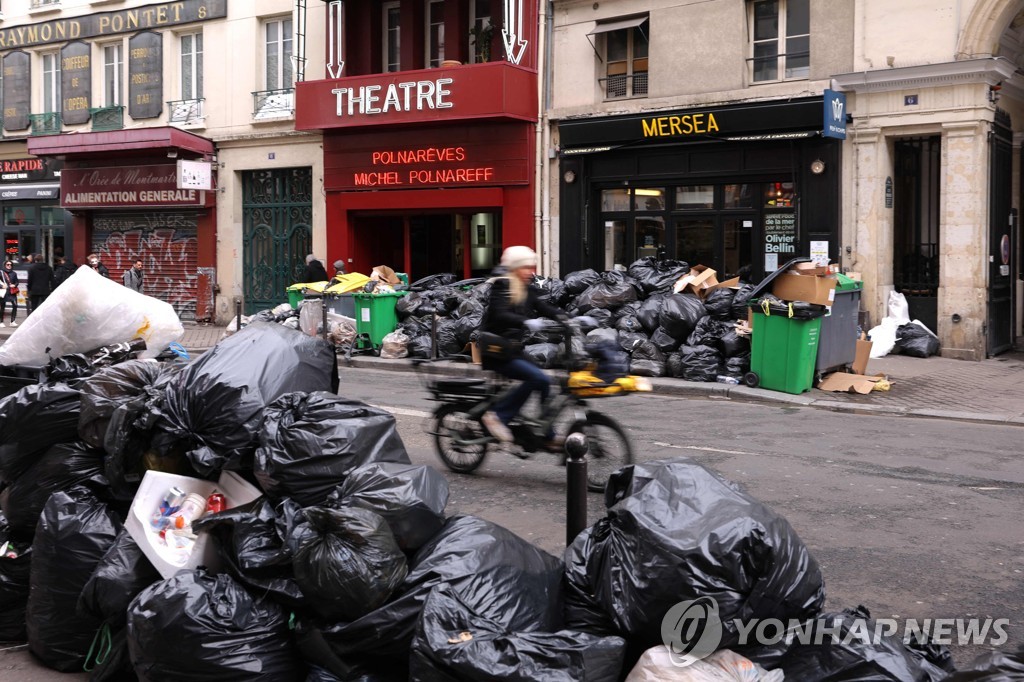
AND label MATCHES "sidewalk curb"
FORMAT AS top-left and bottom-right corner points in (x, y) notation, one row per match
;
(338, 355), (1022, 426)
